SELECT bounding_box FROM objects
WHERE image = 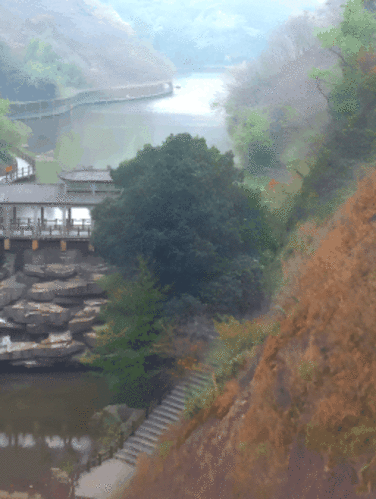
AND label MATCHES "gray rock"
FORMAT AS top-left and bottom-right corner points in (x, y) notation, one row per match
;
(82, 331), (97, 348)
(0, 318), (26, 333)
(27, 281), (60, 301)
(4, 300), (72, 326)
(54, 277), (89, 297)
(15, 271), (39, 287)
(26, 323), (51, 335)
(23, 264), (46, 278)
(86, 274), (106, 295)
(53, 297), (84, 307)
(0, 277), (27, 308)
(44, 264), (77, 279)
(35, 340), (85, 358)
(68, 305), (103, 333)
